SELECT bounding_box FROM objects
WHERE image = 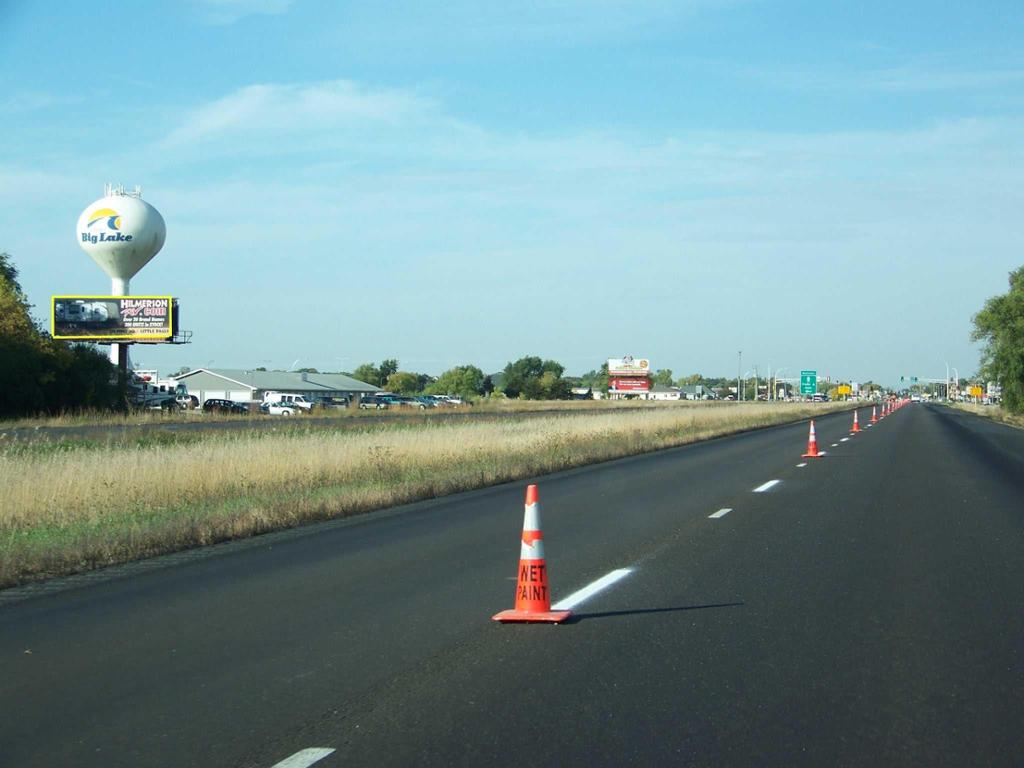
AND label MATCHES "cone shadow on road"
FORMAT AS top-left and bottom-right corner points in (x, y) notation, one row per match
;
(564, 602), (744, 624)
